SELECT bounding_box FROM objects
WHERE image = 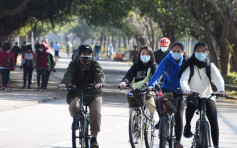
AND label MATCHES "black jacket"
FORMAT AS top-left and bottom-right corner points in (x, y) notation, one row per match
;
(154, 49), (170, 65)
(122, 62), (157, 85)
